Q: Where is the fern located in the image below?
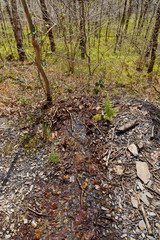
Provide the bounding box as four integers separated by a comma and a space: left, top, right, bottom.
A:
103, 91, 119, 121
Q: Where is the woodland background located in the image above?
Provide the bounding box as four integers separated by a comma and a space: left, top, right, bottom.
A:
0, 0, 160, 101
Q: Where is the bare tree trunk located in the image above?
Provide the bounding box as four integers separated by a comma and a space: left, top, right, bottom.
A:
114, 0, 127, 52
39, 0, 56, 52
124, 0, 133, 34
79, 0, 86, 59
4, 0, 27, 61
97, 0, 104, 63
0, 3, 13, 57
148, 3, 160, 73
21, 0, 52, 102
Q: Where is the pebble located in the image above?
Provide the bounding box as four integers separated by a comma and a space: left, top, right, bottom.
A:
23, 219, 28, 224
136, 227, 141, 234
31, 220, 37, 228
121, 233, 127, 238
10, 223, 14, 231
139, 220, 146, 230
128, 143, 138, 156
131, 196, 138, 208
139, 192, 150, 206
136, 180, 144, 191
69, 175, 75, 183
141, 233, 145, 238
5, 235, 11, 239
136, 161, 151, 184
156, 223, 160, 230
147, 236, 156, 240
147, 211, 156, 217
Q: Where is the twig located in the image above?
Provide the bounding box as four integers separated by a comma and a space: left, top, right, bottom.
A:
28, 207, 49, 217
77, 177, 84, 207
153, 86, 160, 95
139, 203, 152, 235
145, 185, 160, 197
150, 125, 154, 139
104, 121, 120, 166
66, 109, 74, 132
90, 121, 102, 135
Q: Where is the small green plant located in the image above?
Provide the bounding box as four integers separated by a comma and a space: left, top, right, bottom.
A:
103, 91, 119, 121
48, 151, 60, 164
92, 114, 102, 122
94, 79, 105, 95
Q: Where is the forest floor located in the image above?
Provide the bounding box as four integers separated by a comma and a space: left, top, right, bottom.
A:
0, 61, 160, 240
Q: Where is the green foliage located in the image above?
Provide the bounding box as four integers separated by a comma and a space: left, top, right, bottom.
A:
94, 79, 105, 94
48, 151, 60, 164
92, 114, 102, 122
103, 91, 119, 121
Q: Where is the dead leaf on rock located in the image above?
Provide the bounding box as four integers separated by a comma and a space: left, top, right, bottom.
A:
136, 161, 150, 184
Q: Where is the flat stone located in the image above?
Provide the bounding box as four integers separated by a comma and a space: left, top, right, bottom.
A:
23, 219, 28, 224
31, 220, 37, 228
128, 143, 138, 156
139, 192, 150, 206
136, 161, 151, 184
144, 191, 153, 199
131, 196, 138, 208
69, 175, 75, 183
147, 211, 156, 217
139, 220, 146, 230
136, 180, 144, 191
151, 200, 160, 207
5, 235, 11, 239
156, 223, 160, 230
10, 223, 14, 231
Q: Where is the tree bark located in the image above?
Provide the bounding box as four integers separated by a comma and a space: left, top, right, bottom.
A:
148, 3, 160, 73
79, 0, 86, 59
21, 0, 52, 102
39, 0, 56, 52
4, 0, 27, 61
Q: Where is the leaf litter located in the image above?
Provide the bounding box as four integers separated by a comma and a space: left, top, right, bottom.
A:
0, 95, 160, 239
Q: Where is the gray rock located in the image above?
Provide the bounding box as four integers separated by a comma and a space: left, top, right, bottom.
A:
139, 220, 146, 230
136, 161, 151, 184
128, 143, 138, 156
